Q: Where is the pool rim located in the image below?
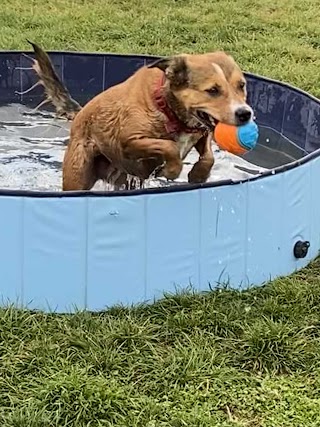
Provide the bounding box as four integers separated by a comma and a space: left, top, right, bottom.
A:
0, 48, 319, 198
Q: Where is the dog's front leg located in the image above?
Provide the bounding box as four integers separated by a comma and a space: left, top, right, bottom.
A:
188, 134, 214, 184
124, 138, 183, 181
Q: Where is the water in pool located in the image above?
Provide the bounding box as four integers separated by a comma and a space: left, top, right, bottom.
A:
0, 103, 269, 192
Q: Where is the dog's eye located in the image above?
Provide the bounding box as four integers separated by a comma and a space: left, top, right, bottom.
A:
238, 81, 246, 90
206, 86, 220, 96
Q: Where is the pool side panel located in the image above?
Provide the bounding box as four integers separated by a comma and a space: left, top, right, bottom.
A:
22, 197, 87, 312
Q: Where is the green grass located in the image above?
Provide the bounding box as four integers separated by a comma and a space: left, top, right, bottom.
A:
1, 0, 320, 425
1, 260, 320, 426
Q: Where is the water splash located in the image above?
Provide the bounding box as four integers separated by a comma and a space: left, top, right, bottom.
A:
0, 103, 268, 192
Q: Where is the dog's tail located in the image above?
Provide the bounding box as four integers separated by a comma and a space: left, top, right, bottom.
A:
25, 40, 82, 120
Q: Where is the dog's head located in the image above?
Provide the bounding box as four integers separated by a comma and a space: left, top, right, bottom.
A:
148, 51, 253, 130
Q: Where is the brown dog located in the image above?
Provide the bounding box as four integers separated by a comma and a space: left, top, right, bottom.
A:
25, 42, 253, 191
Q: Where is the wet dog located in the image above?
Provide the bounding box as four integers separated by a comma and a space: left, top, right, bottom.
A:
24, 41, 253, 190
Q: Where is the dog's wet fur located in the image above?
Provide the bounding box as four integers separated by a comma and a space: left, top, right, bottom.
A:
24, 41, 253, 191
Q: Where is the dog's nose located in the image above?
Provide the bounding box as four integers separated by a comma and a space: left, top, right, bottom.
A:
235, 107, 252, 124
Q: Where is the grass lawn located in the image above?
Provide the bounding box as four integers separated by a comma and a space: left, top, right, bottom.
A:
1, 261, 320, 426
1, 0, 320, 425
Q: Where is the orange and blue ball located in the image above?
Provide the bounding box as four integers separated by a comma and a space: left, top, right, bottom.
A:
213, 121, 259, 155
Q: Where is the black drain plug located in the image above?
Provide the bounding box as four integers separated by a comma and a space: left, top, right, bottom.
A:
293, 241, 310, 259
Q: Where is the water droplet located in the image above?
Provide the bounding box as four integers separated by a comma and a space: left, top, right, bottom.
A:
266, 138, 270, 143
220, 206, 223, 212
109, 210, 119, 216
218, 260, 222, 265
231, 208, 235, 214
248, 237, 252, 242
271, 170, 275, 175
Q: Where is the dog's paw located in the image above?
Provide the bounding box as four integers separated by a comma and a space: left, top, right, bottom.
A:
162, 160, 183, 181
188, 160, 213, 184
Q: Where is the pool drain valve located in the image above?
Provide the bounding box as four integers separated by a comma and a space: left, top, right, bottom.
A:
293, 240, 310, 259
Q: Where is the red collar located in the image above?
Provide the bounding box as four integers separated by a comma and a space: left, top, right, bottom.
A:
153, 73, 200, 136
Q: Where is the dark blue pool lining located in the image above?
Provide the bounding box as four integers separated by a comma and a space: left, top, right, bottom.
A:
0, 49, 319, 198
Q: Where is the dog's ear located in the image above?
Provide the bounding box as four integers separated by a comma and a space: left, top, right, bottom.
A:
148, 56, 189, 88
147, 57, 171, 72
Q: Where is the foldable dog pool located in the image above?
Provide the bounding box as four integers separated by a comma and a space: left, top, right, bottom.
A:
0, 49, 319, 313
